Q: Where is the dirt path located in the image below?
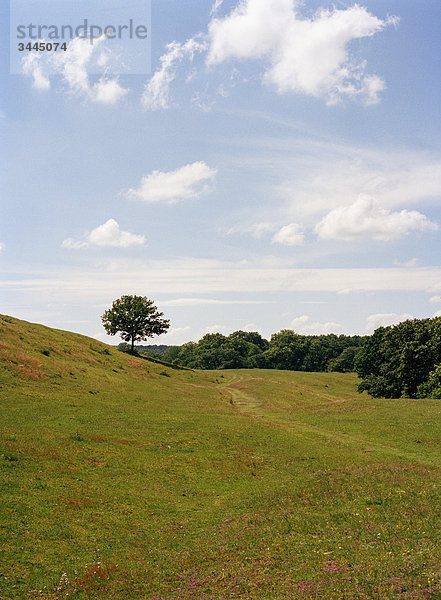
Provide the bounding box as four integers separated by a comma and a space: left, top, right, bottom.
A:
220, 373, 263, 412
220, 372, 441, 469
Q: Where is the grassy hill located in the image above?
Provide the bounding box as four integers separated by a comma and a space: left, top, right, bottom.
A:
1, 314, 441, 599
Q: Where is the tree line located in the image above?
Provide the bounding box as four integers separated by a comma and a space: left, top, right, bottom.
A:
126, 330, 366, 373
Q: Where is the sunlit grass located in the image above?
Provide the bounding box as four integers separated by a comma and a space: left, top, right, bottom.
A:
1, 315, 441, 599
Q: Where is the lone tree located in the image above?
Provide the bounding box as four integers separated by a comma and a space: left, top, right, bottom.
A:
102, 295, 170, 353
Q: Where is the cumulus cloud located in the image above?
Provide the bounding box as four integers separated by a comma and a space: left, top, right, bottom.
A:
365, 312, 413, 333
429, 296, 441, 304
92, 77, 129, 105
315, 195, 438, 242
22, 36, 129, 104
62, 219, 145, 249
141, 38, 207, 110
291, 314, 342, 335
207, 0, 396, 104
142, 0, 394, 109
22, 54, 51, 90
272, 223, 304, 246
125, 161, 217, 204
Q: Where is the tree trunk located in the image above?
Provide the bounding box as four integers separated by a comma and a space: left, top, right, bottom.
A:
131, 337, 134, 353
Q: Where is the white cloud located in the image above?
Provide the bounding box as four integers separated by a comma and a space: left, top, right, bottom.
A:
160, 298, 271, 306
228, 221, 306, 246
429, 296, 441, 304
394, 258, 419, 268
61, 238, 89, 250
4, 260, 441, 297
126, 161, 217, 204
269, 142, 441, 222
92, 77, 129, 105
315, 195, 438, 242
220, 138, 441, 241
251, 222, 278, 238
433, 309, 441, 318
159, 326, 193, 345
207, 0, 396, 104
337, 288, 363, 296
359, 74, 385, 106
88, 219, 145, 247
141, 38, 207, 110
142, 0, 394, 109
291, 314, 342, 335
53, 36, 96, 96
210, 0, 224, 17
0, 243, 4, 252
365, 312, 414, 333
227, 221, 279, 238
22, 54, 50, 90
62, 219, 145, 249
22, 36, 129, 104
55, 37, 129, 104
272, 223, 304, 246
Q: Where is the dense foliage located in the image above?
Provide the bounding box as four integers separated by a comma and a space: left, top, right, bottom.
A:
159, 330, 365, 372
356, 317, 441, 398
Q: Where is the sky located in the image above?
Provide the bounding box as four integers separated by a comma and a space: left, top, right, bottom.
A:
1, 0, 441, 346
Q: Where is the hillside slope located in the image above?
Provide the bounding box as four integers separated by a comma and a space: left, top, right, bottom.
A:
0, 314, 186, 383
1, 315, 441, 600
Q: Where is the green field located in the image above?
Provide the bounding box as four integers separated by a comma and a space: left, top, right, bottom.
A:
1, 314, 441, 599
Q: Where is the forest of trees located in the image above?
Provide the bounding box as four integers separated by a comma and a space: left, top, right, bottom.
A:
124, 330, 366, 373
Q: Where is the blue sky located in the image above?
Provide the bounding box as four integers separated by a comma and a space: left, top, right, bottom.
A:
1, 0, 441, 345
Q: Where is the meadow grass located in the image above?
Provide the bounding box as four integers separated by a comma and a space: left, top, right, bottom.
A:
1, 315, 441, 599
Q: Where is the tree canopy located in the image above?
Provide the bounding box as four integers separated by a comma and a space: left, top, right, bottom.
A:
102, 295, 170, 352
160, 330, 365, 372
356, 317, 441, 398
